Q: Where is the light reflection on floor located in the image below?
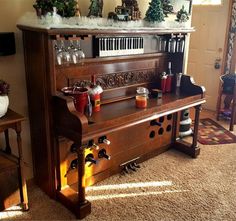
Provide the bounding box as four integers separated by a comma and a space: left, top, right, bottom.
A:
0, 205, 23, 219
87, 189, 189, 201
86, 181, 173, 191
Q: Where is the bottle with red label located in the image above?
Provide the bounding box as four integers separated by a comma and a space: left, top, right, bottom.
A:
90, 75, 103, 112
161, 72, 167, 93
165, 62, 173, 93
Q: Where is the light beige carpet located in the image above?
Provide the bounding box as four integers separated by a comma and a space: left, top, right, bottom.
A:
1, 118, 236, 220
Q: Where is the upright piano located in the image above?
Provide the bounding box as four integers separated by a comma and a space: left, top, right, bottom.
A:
18, 25, 205, 219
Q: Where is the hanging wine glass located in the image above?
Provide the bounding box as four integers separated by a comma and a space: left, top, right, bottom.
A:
69, 40, 79, 64
55, 41, 63, 65
75, 40, 85, 64
62, 40, 71, 65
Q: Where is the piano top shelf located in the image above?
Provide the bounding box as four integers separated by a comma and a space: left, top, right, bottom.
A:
17, 25, 194, 36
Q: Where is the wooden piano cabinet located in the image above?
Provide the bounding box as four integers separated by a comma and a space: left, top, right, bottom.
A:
18, 25, 205, 219
53, 75, 205, 218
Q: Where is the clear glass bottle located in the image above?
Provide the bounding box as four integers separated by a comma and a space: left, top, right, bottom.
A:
168, 38, 176, 53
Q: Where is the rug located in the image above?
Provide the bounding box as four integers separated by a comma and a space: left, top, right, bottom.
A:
198, 118, 236, 145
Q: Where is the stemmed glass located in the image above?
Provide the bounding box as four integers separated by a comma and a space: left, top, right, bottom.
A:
55, 40, 70, 65
55, 39, 85, 65
75, 40, 85, 64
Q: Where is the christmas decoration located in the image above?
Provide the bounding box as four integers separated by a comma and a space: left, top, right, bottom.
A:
108, 0, 141, 21
33, 0, 78, 17
122, 0, 141, 20
176, 6, 189, 23
88, 0, 103, 17
144, 0, 165, 23
162, 0, 173, 17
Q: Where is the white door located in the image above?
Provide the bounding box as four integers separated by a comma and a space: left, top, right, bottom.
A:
187, 1, 230, 110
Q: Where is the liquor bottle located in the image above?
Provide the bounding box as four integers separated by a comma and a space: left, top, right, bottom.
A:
70, 143, 79, 153
90, 75, 102, 112
168, 37, 176, 53
166, 62, 173, 93
98, 136, 111, 145
87, 139, 100, 150
150, 120, 162, 126
85, 154, 97, 164
98, 149, 111, 160
70, 159, 78, 169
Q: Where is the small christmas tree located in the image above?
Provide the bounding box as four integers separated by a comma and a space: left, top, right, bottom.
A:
88, 0, 103, 17
145, 0, 165, 23
33, 0, 77, 17
176, 5, 189, 23
162, 0, 173, 17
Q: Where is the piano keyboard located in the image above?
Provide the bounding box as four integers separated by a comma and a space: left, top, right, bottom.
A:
98, 37, 144, 57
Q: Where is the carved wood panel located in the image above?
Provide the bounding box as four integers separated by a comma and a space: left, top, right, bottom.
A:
95, 69, 158, 90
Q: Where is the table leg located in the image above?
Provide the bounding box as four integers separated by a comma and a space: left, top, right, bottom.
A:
16, 123, 29, 211
4, 129, 11, 154
191, 104, 202, 157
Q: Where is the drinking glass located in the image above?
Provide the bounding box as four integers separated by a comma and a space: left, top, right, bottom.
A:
75, 40, 85, 63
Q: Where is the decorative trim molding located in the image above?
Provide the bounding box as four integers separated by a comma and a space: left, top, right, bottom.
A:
96, 69, 158, 90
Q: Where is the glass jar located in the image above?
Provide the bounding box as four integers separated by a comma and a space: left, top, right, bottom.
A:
136, 94, 148, 108
136, 87, 149, 108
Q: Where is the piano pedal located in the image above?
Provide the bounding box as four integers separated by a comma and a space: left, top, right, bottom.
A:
133, 162, 140, 169
128, 163, 136, 172
120, 157, 140, 175
123, 165, 130, 174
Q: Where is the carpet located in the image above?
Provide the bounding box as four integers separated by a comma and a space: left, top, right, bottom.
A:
1, 142, 236, 221
198, 118, 236, 145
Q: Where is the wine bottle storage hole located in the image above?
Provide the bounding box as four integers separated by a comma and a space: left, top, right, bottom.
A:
158, 128, 164, 135
167, 114, 172, 120
159, 116, 165, 123
166, 125, 172, 132
149, 131, 156, 139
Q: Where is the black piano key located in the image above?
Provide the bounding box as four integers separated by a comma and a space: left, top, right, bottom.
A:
115, 38, 118, 50
107, 38, 109, 51
100, 38, 103, 51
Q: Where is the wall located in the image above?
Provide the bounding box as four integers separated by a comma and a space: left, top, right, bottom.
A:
0, 0, 35, 179
0, 0, 187, 179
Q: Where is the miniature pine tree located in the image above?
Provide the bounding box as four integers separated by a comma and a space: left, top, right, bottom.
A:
145, 0, 165, 23
88, 0, 100, 17
176, 5, 189, 23
33, 0, 77, 17
162, 0, 173, 17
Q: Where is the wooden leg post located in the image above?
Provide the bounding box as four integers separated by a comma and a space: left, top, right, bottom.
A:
76, 147, 91, 219
191, 104, 202, 158
16, 123, 29, 211
4, 129, 11, 154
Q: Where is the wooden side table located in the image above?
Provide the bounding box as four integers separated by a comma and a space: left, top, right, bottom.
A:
0, 109, 28, 211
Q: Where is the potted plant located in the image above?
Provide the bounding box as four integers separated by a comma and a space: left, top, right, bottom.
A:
33, 0, 78, 17
0, 80, 10, 118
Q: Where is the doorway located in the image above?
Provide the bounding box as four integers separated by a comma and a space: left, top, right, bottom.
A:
187, 0, 230, 110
